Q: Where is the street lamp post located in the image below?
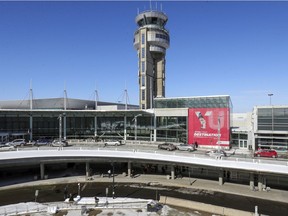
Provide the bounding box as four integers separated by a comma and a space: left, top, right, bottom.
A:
133, 114, 142, 140
78, 183, 81, 197
268, 93, 273, 105
58, 114, 62, 141
268, 94, 274, 148
111, 162, 115, 199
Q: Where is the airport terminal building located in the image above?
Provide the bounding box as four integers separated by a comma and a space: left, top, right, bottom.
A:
1, 9, 287, 152
0, 95, 232, 149
1, 97, 288, 152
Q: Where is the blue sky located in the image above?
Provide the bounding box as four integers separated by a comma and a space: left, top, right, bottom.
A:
0, 1, 287, 113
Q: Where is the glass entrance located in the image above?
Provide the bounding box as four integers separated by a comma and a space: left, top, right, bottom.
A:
239, 139, 247, 149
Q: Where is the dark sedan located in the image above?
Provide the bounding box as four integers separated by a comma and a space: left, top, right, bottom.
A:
35, 138, 52, 146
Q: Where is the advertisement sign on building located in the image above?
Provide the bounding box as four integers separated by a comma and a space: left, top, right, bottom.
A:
188, 108, 230, 148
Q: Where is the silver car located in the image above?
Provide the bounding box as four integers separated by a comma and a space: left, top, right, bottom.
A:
205, 149, 227, 159
176, 143, 196, 152
0, 144, 15, 151
51, 139, 68, 147
6, 139, 26, 147
104, 140, 121, 146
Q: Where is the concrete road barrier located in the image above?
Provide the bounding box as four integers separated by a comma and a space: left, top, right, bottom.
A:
159, 196, 255, 216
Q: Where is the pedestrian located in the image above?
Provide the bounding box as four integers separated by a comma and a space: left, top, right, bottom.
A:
108, 169, 111, 178
64, 185, 68, 200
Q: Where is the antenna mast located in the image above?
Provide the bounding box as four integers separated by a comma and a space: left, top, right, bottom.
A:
125, 89, 128, 110
95, 90, 99, 110
29, 79, 33, 110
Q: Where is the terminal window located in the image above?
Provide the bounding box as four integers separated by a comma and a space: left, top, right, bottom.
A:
142, 48, 145, 58
141, 33, 145, 44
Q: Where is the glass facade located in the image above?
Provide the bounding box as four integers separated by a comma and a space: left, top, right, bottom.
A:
154, 96, 232, 109
0, 111, 155, 141
155, 33, 170, 42
156, 116, 187, 143
0, 115, 29, 134
258, 107, 288, 131
257, 107, 288, 151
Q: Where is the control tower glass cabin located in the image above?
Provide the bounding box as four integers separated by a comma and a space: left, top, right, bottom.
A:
134, 10, 170, 109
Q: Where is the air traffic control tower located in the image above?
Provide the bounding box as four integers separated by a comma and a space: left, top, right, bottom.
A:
134, 10, 170, 109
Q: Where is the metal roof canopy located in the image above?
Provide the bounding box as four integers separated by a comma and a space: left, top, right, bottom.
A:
0, 109, 153, 118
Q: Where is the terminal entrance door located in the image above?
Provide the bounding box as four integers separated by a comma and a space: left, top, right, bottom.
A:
239, 139, 248, 149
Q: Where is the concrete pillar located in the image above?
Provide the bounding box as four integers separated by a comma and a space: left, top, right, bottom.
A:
153, 114, 157, 142
86, 162, 90, 177
263, 176, 266, 189
249, 173, 255, 190
219, 170, 224, 185
258, 174, 263, 191
40, 163, 45, 180
124, 115, 127, 142
63, 114, 67, 140
127, 161, 131, 177
171, 165, 175, 180
29, 115, 33, 141
94, 116, 98, 138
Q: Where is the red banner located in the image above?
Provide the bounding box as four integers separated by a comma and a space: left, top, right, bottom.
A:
188, 108, 230, 147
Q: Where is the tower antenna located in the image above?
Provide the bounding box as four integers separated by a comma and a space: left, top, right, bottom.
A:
95, 90, 99, 110
29, 79, 33, 110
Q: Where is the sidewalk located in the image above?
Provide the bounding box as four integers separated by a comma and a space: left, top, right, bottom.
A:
2, 174, 288, 204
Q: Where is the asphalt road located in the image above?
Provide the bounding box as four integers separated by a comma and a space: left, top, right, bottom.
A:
16, 141, 288, 161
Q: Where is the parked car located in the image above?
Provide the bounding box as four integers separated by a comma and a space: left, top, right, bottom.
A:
205, 149, 227, 158
254, 149, 278, 158
0, 144, 15, 151
104, 140, 121, 146
23, 140, 37, 146
6, 139, 26, 147
158, 143, 177, 151
51, 139, 68, 147
35, 138, 52, 146
176, 143, 196, 152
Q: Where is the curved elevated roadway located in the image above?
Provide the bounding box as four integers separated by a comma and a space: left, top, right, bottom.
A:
1, 148, 288, 190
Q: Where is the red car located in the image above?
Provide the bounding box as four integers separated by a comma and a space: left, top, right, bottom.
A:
254, 149, 278, 158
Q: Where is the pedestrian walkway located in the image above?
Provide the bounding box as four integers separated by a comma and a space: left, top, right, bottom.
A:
2, 173, 288, 204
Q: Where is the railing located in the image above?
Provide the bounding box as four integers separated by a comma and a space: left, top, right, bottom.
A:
10, 146, 288, 167
0, 199, 150, 216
